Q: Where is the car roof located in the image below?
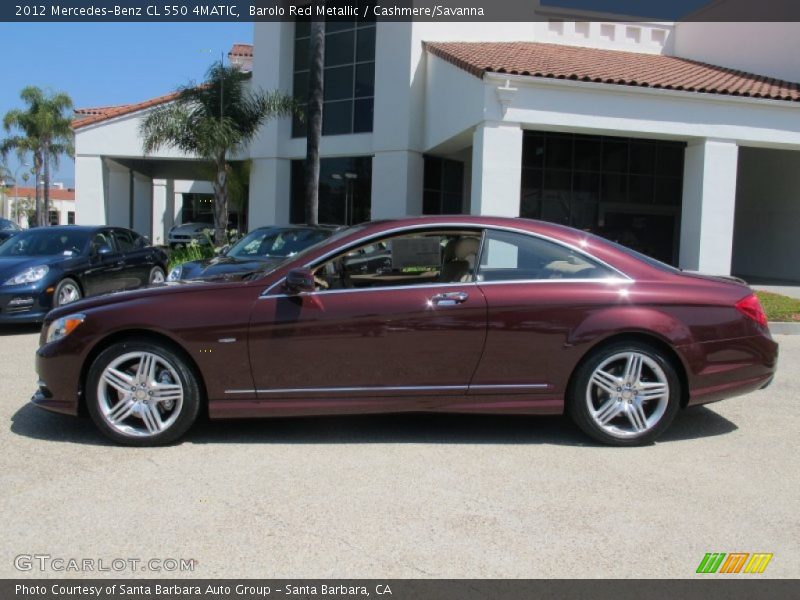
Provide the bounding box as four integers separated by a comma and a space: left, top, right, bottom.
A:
20, 225, 118, 233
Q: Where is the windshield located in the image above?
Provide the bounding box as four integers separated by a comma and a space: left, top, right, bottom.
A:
0, 229, 90, 257
0, 218, 20, 231
228, 227, 333, 259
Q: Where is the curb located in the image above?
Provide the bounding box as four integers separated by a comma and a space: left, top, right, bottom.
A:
769, 321, 800, 335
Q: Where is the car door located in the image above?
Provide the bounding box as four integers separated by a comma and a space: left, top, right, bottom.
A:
469, 228, 626, 399
111, 229, 150, 289
82, 230, 126, 296
247, 228, 488, 410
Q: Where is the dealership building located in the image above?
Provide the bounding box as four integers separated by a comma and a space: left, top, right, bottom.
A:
73, 6, 800, 279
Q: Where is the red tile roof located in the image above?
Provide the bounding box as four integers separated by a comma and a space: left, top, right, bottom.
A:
425, 41, 800, 103
228, 43, 253, 58
7, 186, 75, 201
73, 91, 181, 129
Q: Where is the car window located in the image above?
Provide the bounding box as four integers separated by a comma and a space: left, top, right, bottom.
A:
112, 230, 135, 252
312, 230, 482, 291
91, 232, 115, 253
0, 230, 89, 257
477, 230, 615, 282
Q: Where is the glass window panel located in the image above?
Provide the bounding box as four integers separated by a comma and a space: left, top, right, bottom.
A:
292, 111, 307, 138
545, 135, 572, 170
629, 175, 655, 204
630, 142, 655, 174
522, 167, 543, 191
355, 63, 374, 97
356, 27, 376, 62
574, 137, 602, 171
294, 38, 309, 72
573, 172, 600, 202
442, 193, 463, 214
656, 143, 684, 177
442, 161, 464, 194
423, 190, 441, 214
323, 100, 353, 135
602, 173, 628, 203
325, 20, 355, 33
544, 170, 571, 196
353, 98, 373, 133
654, 177, 683, 206
424, 157, 441, 190
570, 199, 598, 230
295, 19, 310, 39
293, 71, 308, 100
324, 65, 354, 101
520, 190, 541, 220
325, 30, 355, 66
603, 140, 628, 172
522, 134, 545, 168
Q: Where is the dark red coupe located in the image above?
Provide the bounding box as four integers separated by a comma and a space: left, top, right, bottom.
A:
32, 216, 778, 446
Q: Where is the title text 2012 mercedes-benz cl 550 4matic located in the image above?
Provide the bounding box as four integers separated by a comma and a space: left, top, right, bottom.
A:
31, 216, 777, 446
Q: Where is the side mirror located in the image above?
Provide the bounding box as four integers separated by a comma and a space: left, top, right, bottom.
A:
284, 268, 315, 295
95, 244, 113, 257
215, 244, 230, 256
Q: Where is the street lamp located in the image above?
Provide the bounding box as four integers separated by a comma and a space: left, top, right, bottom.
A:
330, 171, 358, 225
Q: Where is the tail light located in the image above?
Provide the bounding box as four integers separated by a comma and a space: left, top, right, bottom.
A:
735, 294, 768, 327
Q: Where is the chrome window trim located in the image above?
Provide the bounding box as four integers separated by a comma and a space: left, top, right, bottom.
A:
260, 222, 632, 298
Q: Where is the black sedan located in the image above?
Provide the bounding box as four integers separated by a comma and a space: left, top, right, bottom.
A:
167, 225, 339, 281
0, 218, 21, 243
0, 225, 168, 323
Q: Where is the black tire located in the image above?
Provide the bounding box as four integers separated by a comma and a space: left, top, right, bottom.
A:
567, 341, 682, 446
148, 266, 166, 284
53, 277, 82, 307
85, 338, 201, 446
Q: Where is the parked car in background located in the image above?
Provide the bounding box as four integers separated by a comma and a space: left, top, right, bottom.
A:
32, 216, 777, 446
0, 225, 167, 323
167, 222, 212, 248
168, 225, 340, 281
0, 218, 21, 243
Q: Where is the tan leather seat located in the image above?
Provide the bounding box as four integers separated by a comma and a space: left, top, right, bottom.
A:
440, 236, 480, 283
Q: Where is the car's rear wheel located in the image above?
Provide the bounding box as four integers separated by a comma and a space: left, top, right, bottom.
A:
567, 341, 681, 446
148, 266, 166, 284
53, 278, 82, 307
86, 339, 200, 446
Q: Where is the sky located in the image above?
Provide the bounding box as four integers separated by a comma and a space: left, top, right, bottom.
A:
0, 3, 709, 187
0, 22, 253, 187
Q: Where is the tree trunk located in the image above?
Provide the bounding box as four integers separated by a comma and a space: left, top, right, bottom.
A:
43, 141, 51, 226
33, 154, 42, 227
213, 156, 229, 245
304, 15, 325, 226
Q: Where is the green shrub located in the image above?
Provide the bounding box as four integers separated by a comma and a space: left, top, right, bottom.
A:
167, 241, 215, 271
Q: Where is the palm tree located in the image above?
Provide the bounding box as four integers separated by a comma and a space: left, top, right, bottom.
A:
1, 87, 73, 227
140, 61, 298, 243
304, 15, 325, 225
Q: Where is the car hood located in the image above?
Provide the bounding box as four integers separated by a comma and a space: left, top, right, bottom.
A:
170, 223, 209, 234
179, 255, 285, 280
0, 255, 68, 282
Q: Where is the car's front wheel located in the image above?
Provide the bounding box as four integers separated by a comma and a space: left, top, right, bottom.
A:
86, 339, 200, 446
148, 266, 166, 284
567, 341, 681, 446
53, 278, 82, 307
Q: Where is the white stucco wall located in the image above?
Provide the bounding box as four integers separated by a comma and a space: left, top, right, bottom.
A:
732, 148, 800, 281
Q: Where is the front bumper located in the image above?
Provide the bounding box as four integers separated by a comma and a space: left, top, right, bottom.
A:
0, 283, 52, 323
31, 338, 83, 416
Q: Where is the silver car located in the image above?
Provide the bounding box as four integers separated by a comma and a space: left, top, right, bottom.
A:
167, 222, 212, 248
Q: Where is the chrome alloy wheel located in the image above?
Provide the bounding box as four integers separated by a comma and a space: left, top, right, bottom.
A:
56, 282, 81, 306
585, 351, 670, 439
97, 351, 184, 437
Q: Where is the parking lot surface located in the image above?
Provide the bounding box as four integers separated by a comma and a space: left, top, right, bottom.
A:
1, 326, 797, 578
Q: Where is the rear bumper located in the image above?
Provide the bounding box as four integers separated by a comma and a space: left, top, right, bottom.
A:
681, 334, 779, 406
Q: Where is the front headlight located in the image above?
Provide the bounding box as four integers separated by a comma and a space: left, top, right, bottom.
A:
4, 265, 49, 286
45, 313, 86, 344
166, 265, 183, 281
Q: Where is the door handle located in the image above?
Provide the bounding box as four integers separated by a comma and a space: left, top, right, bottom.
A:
430, 291, 469, 306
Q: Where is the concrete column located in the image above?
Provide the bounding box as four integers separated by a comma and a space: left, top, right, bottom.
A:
470, 122, 523, 217
104, 160, 131, 227
248, 158, 291, 226
370, 151, 424, 219
151, 179, 174, 245
679, 139, 739, 275
75, 156, 106, 225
